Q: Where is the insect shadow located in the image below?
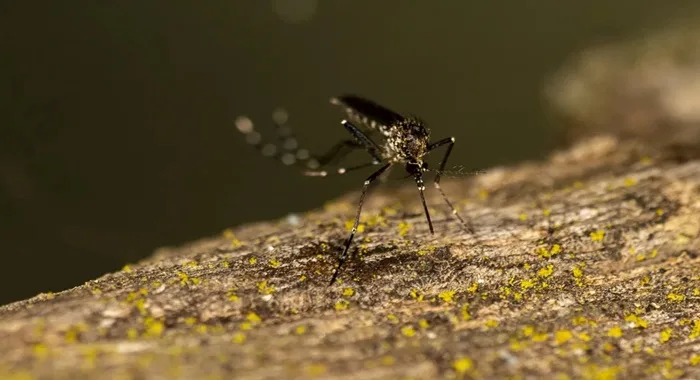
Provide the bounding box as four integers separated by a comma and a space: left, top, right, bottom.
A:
236, 95, 473, 285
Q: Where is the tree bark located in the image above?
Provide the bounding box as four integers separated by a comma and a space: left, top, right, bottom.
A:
2, 25, 700, 380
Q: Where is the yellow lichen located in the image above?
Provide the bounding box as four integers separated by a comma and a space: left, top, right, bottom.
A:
467, 282, 479, 293
572, 265, 584, 286
510, 339, 528, 351
453, 357, 473, 373
246, 312, 261, 324
624, 314, 648, 329
344, 220, 365, 233
256, 280, 275, 295
342, 288, 355, 297
410, 289, 424, 302
380, 355, 396, 366
365, 214, 386, 228
485, 319, 499, 328
401, 326, 416, 337
537, 264, 554, 278
64, 324, 88, 344
32, 343, 49, 359
305, 363, 327, 376
232, 332, 246, 344
438, 290, 456, 303
239, 322, 253, 331
228, 292, 240, 302
572, 316, 591, 326
334, 300, 350, 311
520, 279, 536, 290
223, 228, 244, 247
144, 318, 164, 337
122, 265, 133, 272
382, 206, 398, 216
659, 328, 672, 343
536, 244, 562, 259
397, 222, 412, 237
590, 230, 605, 242
417, 245, 436, 256
583, 365, 619, 380
532, 332, 549, 342
607, 326, 623, 338
623, 177, 637, 187
248, 256, 257, 265
666, 293, 685, 303
689, 320, 700, 339
460, 304, 471, 321
387, 314, 400, 324
554, 330, 573, 345
519, 213, 528, 221
268, 258, 281, 268
690, 355, 700, 366
418, 319, 430, 329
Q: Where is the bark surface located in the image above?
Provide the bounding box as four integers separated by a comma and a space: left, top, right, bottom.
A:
2, 22, 700, 380
1, 135, 699, 380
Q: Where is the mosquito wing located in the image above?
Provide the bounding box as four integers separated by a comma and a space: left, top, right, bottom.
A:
330, 95, 403, 134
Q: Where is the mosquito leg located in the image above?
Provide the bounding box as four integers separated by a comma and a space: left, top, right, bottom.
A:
306, 160, 378, 177
305, 119, 386, 177
329, 163, 392, 285
415, 171, 434, 234
427, 137, 474, 234
378, 165, 394, 183
304, 161, 380, 177
313, 140, 364, 168
235, 115, 365, 171
270, 108, 367, 167
271, 109, 366, 168
341, 120, 383, 163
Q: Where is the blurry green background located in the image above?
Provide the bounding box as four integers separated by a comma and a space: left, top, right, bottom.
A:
0, 1, 696, 304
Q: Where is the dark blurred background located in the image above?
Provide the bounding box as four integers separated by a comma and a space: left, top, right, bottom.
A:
1, 1, 697, 304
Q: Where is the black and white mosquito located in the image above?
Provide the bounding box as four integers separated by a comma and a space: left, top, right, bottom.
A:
235, 95, 472, 285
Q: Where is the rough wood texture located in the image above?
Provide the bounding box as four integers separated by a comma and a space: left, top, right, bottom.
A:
2, 25, 700, 380
1, 134, 698, 380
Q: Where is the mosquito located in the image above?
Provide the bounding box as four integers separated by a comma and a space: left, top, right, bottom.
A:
235, 95, 473, 285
